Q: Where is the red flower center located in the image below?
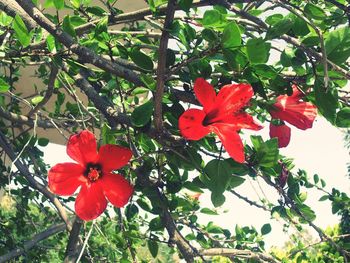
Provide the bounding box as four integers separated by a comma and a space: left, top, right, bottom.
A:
85, 164, 102, 182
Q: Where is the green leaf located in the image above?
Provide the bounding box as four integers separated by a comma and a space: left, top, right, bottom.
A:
253, 64, 277, 79
131, 100, 154, 127
325, 27, 350, 64
204, 159, 232, 194
147, 240, 158, 258
0, 77, 10, 93
178, 0, 193, 12
246, 38, 271, 64
314, 81, 338, 123
261, 223, 271, 235
94, 16, 108, 37
229, 176, 245, 188
202, 28, 218, 43
251, 136, 279, 168
336, 107, 350, 127
211, 191, 225, 207
85, 6, 106, 16
200, 208, 218, 215
313, 174, 319, 184
265, 14, 283, 25
202, 9, 226, 28
130, 48, 154, 71
140, 74, 156, 91
38, 138, 50, 147
62, 16, 76, 38
31, 96, 44, 105
304, 3, 326, 20
149, 217, 163, 231
0, 12, 12, 27
222, 21, 241, 50
319, 195, 329, 201
53, 0, 65, 9
46, 34, 57, 53
13, 14, 30, 47
266, 18, 293, 40
298, 204, 316, 222
290, 14, 310, 36
206, 222, 224, 234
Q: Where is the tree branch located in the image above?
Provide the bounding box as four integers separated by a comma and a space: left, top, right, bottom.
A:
0, 130, 72, 230
135, 166, 196, 262
0, 0, 36, 29
154, 0, 177, 134
0, 223, 66, 263
64, 217, 83, 263
222, 1, 350, 80
15, 0, 143, 87
199, 248, 279, 263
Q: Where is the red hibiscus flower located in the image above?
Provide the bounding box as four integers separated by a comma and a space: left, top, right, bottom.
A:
48, 130, 134, 221
269, 85, 317, 148
269, 122, 291, 148
178, 78, 262, 163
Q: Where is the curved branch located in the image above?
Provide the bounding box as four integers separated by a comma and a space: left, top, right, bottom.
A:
28, 64, 58, 117
15, 0, 143, 87
0, 131, 72, 229
0, 223, 66, 263
0, 0, 36, 29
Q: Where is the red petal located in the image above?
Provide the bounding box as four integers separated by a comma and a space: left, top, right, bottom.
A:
290, 85, 303, 99
98, 144, 132, 173
178, 109, 210, 140
212, 83, 253, 117
75, 183, 107, 221
211, 123, 245, 163
48, 163, 86, 196
269, 123, 291, 148
99, 173, 133, 207
193, 78, 216, 112
271, 101, 317, 130
67, 130, 98, 165
223, 112, 263, 131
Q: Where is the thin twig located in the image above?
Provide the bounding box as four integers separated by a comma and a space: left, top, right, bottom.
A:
28, 64, 58, 117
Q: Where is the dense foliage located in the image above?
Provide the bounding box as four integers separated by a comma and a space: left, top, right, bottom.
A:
0, 0, 350, 262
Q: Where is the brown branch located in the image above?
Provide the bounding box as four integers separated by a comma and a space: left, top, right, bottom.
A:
223, 1, 350, 80
26, 0, 207, 52
135, 166, 196, 262
61, 62, 186, 146
230, 189, 271, 212
154, 0, 177, 134
28, 64, 58, 117
0, 223, 66, 263
165, 45, 220, 81
64, 217, 83, 263
0, 130, 72, 230
0, 107, 55, 129
199, 248, 279, 263
0, 0, 36, 29
15, 0, 143, 87
108, 30, 161, 38
259, 174, 350, 261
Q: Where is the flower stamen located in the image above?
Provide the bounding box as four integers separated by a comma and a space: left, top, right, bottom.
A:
87, 168, 101, 182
